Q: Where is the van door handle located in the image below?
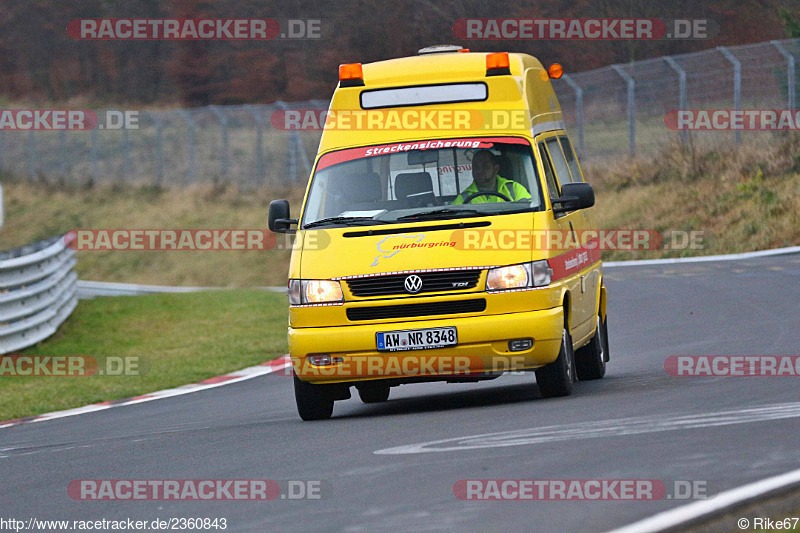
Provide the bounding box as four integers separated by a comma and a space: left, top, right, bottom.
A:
568, 221, 578, 247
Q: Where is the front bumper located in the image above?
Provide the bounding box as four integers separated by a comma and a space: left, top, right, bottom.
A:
289, 306, 564, 384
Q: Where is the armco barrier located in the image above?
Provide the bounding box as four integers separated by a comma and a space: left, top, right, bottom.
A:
0, 236, 78, 354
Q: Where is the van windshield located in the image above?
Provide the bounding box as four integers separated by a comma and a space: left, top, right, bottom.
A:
302, 137, 543, 228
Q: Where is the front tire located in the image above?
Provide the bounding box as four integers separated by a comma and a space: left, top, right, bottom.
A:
575, 312, 608, 381
294, 374, 334, 421
535, 319, 576, 398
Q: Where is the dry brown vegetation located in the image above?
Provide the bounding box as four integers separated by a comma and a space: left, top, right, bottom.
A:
584, 133, 800, 260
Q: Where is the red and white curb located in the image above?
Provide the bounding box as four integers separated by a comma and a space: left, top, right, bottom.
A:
0, 355, 292, 429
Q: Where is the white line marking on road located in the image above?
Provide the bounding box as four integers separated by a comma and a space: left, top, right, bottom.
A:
606, 467, 800, 533
374, 402, 800, 455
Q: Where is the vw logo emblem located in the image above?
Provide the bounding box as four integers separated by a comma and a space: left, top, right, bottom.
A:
404, 274, 423, 294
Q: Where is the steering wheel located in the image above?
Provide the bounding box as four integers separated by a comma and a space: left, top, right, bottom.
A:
461, 190, 511, 203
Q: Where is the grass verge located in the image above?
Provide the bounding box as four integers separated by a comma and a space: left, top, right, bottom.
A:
0, 289, 288, 421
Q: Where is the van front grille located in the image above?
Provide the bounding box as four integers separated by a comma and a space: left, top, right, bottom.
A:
346, 270, 481, 297
346, 298, 486, 321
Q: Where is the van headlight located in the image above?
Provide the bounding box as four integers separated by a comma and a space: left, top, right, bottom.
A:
486, 264, 528, 290
288, 279, 344, 304
486, 260, 552, 291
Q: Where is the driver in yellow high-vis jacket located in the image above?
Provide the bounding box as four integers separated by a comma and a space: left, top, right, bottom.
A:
452, 150, 532, 204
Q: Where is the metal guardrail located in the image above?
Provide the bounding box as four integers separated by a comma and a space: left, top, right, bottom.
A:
0, 236, 78, 354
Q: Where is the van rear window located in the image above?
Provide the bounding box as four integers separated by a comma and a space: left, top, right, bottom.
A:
360, 83, 488, 109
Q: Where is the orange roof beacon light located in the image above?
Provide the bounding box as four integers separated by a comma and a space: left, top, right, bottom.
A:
486, 52, 511, 76
339, 63, 365, 87
547, 63, 564, 79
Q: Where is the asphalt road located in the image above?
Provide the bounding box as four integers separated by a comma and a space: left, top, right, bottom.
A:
2, 254, 800, 532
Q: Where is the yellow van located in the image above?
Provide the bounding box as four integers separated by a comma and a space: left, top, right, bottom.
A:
269, 46, 609, 420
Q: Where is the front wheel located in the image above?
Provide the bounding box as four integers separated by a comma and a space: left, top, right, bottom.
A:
575, 312, 608, 381
535, 320, 576, 398
294, 375, 334, 421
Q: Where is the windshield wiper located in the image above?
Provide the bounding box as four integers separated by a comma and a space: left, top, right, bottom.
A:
396, 208, 483, 221
303, 216, 388, 229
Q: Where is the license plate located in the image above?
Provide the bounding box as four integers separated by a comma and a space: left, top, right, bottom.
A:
376, 327, 457, 352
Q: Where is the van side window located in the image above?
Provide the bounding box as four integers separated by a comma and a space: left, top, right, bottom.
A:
538, 143, 560, 200
559, 136, 583, 183
545, 138, 573, 183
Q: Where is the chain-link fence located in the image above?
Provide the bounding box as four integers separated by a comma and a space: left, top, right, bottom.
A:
1, 38, 798, 186
554, 37, 800, 159
0, 100, 327, 188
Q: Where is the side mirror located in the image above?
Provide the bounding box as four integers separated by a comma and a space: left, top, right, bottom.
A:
268, 200, 298, 233
553, 182, 595, 214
